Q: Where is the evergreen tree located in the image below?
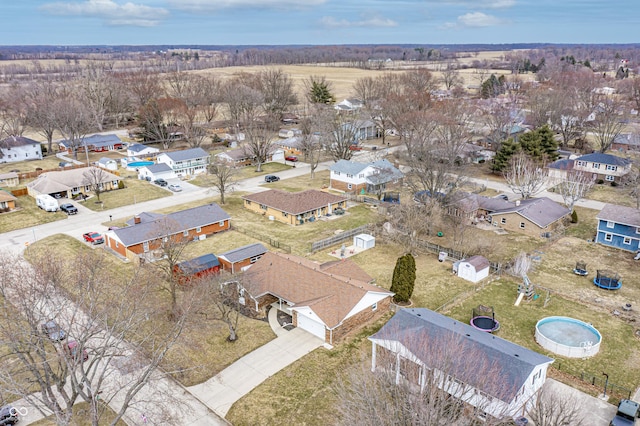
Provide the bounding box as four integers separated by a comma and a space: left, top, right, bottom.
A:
491, 138, 519, 173
390, 254, 417, 303
308, 80, 335, 104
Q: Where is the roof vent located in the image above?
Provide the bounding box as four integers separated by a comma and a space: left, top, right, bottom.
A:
465, 333, 471, 337
514, 354, 520, 357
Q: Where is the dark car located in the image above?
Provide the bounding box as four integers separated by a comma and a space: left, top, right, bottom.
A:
264, 175, 280, 183
41, 320, 66, 341
153, 178, 168, 187
0, 405, 19, 425
59, 161, 72, 168
83, 232, 104, 245
60, 203, 78, 215
285, 155, 298, 162
65, 340, 89, 363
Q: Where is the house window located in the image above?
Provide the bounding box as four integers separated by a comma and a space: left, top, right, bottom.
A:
183, 230, 189, 237
196, 227, 201, 233
260, 204, 267, 210
636, 227, 640, 234
347, 174, 353, 178
606, 165, 618, 171
606, 221, 615, 228
347, 184, 353, 190
335, 171, 341, 176
359, 173, 364, 178
624, 237, 632, 245
245, 200, 251, 205
604, 233, 613, 242
282, 212, 288, 217
143, 242, 149, 252
219, 220, 226, 226
592, 163, 600, 169
605, 175, 615, 182
372, 302, 377, 311
520, 222, 525, 229
500, 218, 506, 224
576, 160, 585, 167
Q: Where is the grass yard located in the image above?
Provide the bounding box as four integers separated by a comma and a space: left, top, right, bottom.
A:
30, 402, 127, 426
79, 175, 170, 211
0, 196, 68, 233
587, 183, 636, 208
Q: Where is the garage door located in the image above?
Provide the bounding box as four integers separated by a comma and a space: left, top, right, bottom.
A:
296, 314, 326, 340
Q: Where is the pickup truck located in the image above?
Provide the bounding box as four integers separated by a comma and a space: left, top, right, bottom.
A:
611, 399, 640, 426
83, 232, 104, 245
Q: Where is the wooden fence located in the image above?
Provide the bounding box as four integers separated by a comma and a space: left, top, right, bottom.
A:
233, 226, 291, 253
310, 224, 373, 252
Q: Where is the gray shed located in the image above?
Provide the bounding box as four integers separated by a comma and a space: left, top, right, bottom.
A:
353, 234, 375, 250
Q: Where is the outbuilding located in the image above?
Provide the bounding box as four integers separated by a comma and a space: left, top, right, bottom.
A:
453, 255, 490, 283
96, 157, 118, 171
353, 234, 375, 250
174, 253, 220, 284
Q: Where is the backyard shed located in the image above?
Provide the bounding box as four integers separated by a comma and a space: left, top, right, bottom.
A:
353, 234, 375, 250
453, 255, 490, 283
173, 253, 220, 284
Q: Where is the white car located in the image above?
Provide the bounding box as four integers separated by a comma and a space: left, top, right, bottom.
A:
634, 251, 640, 261
168, 184, 182, 192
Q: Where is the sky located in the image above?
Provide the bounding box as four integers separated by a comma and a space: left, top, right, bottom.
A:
1, 0, 639, 46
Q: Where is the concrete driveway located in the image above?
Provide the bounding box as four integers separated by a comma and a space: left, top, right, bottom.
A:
187, 327, 324, 417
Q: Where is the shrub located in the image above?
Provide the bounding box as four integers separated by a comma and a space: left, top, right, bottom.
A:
571, 210, 578, 223
118, 180, 125, 189
610, 181, 618, 187
390, 253, 417, 303
597, 179, 604, 184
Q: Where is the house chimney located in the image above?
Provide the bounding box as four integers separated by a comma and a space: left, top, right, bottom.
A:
134, 215, 141, 225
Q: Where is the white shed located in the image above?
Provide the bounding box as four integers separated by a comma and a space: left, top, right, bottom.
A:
96, 157, 118, 171
453, 255, 490, 283
353, 234, 375, 250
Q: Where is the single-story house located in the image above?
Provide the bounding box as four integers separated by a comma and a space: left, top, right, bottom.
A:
26, 167, 121, 199
329, 159, 404, 194
0, 190, 17, 212
96, 157, 118, 171
334, 98, 364, 113
105, 203, 230, 262
453, 255, 490, 283
0, 136, 43, 163
611, 133, 640, 152
278, 128, 301, 138
214, 146, 256, 167
369, 308, 554, 419
173, 253, 220, 284
0, 172, 19, 187
217, 243, 268, 273
137, 163, 175, 181
127, 143, 160, 158
274, 135, 305, 157
156, 147, 210, 177
595, 203, 640, 252
241, 189, 347, 225
572, 152, 632, 183
241, 251, 393, 344
487, 197, 571, 238
59, 134, 124, 153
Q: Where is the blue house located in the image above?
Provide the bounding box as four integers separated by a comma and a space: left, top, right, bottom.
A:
596, 203, 640, 252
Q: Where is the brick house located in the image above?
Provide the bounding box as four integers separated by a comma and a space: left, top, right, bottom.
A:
105, 203, 230, 262
174, 253, 221, 284
370, 308, 553, 419
241, 252, 393, 344
329, 159, 404, 194
487, 197, 570, 238
59, 134, 124, 153
0, 136, 43, 163
241, 189, 347, 225
217, 243, 268, 273
596, 203, 640, 252
0, 190, 17, 212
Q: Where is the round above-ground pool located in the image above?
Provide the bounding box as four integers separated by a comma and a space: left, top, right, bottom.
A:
127, 161, 154, 168
535, 316, 601, 358
470, 316, 500, 333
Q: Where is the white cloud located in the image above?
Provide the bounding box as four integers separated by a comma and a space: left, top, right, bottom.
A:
457, 12, 503, 27
438, 0, 515, 9
40, 0, 169, 26
168, 0, 326, 12
320, 16, 398, 29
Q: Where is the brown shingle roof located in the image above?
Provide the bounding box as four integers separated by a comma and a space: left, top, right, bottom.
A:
244, 252, 391, 328
242, 189, 347, 216
319, 259, 374, 283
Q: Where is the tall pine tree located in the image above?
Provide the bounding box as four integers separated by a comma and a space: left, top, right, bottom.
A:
390, 254, 417, 303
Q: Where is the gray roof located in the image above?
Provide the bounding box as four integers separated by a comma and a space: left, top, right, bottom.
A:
597, 203, 640, 227
97, 157, 116, 165
112, 203, 230, 246
61, 133, 122, 148
330, 159, 369, 175
330, 159, 403, 184
219, 243, 268, 263
142, 163, 173, 173
547, 159, 574, 171
369, 308, 553, 402
463, 255, 490, 271
489, 197, 570, 228
125, 212, 165, 226
0, 136, 40, 148
576, 152, 631, 166
163, 147, 209, 162
128, 143, 158, 153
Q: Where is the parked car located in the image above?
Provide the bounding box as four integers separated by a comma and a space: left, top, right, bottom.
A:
59, 203, 78, 215
153, 178, 168, 187
285, 155, 298, 162
83, 232, 104, 245
0, 405, 19, 425
168, 184, 182, 192
65, 340, 89, 363
41, 320, 66, 341
264, 175, 280, 183
58, 161, 72, 168
349, 144, 363, 151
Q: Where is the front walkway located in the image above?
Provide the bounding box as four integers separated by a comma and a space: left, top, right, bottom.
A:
187, 307, 324, 418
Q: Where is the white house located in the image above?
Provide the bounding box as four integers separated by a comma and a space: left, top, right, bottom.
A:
278, 128, 301, 138
329, 159, 404, 193
0, 136, 43, 163
572, 152, 632, 183
370, 309, 554, 420
453, 255, 490, 283
156, 147, 210, 177
334, 98, 364, 113
137, 163, 175, 181
96, 157, 118, 171
127, 143, 160, 158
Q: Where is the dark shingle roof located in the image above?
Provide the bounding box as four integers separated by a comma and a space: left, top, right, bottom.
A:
0, 136, 40, 148
576, 153, 631, 166
113, 203, 230, 246
176, 254, 220, 275
597, 204, 640, 227
369, 308, 553, 402
242, 189, 347, 216
547, 159, 575, 171
219, 243, 267, 263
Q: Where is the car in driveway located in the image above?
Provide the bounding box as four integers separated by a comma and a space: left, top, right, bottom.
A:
41, 320, 66, 341
153, 178, 168, 187
264, 175, 280, 183
59, 203, 78, 215
65, 340, 89, 363
285, 155, 298, 162
168, 183, 182, 192
83, 232, 104, 245
349, 144, 363, 151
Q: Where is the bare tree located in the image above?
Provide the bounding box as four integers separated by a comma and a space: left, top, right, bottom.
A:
0, 84, 28, 137
244, 125, 274, 172
555, 169, 594, 211
352, 76, 379, 106
116, 69, 162, 110
384, 201, 443, 254
0, 250, 191, 425
504, 152, 547, 199
588, 97, 627, 152
297, 104, 329, 179
528, 382, 586, 426
254, 68, 297, 127
439, 60, 463, 91
24, 80, 67, 154
206, 159, 239, 205
52, 94, 95, 161
622, 161, 640, 209
195, 275, 244, 342
137, 98, 186, 150
324, 114, 360, 162
79, 65, 115, 131
222, 81, 264, 135
82, 167, 114, 202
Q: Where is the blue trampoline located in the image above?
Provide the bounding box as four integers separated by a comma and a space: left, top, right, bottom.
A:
593, 270, 622, 290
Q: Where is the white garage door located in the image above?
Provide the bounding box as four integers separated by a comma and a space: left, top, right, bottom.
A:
297, 314, 326, 340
